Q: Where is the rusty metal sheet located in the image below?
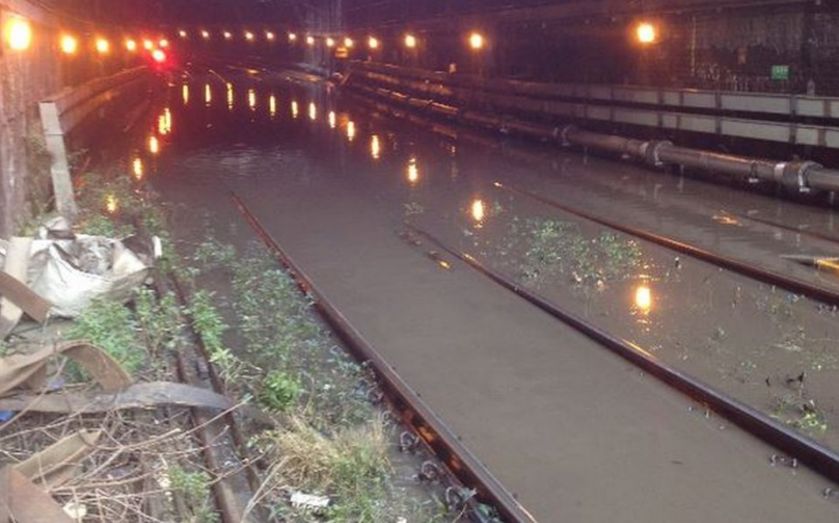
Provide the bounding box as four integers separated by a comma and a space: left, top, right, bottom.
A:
0, 381, 234, 414
0, 467, 73, 523
15, 430, 102, 489
0, 272, 51, 325
0, 342, 131, 396
0, 237, 51, 337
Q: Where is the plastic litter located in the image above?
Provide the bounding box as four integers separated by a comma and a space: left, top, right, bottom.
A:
290, 491, 330, 511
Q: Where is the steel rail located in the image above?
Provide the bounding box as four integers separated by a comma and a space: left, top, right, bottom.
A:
726, 211, 839, 247
493, 181, 839, 306
405, 224, 839, 484
231, 192, 537, 523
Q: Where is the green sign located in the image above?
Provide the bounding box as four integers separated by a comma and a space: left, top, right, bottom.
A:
771, 65, 790, 81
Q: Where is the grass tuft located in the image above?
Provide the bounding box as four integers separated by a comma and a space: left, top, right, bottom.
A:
259, 414, 392, 522
68, 298, 145, 374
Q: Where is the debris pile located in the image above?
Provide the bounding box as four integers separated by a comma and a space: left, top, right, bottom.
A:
0, 221, 234, 522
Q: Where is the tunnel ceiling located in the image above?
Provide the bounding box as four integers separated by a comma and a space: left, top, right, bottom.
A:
34, 0, 326, 27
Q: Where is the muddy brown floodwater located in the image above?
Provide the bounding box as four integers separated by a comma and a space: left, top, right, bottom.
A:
142, 65, 839, 521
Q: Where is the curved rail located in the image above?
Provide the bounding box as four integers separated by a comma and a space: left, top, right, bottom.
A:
231, 192, 536, 523
406, 224, 839, 485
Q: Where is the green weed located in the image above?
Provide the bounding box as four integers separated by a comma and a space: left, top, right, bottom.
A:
169, 466, 219, 523
68, 298, 145, 374
134, 287, 183, 358
188, 290, 248, 383
259, 370, 301, 411
509, 218, 642, 287
772, 395, 829, 435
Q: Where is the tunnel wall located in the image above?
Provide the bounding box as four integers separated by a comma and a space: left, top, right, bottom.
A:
0, 0, 141, 238
0, 1, 60, 238
341, 0, 839, 96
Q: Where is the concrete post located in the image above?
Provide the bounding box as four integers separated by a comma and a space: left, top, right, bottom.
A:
38, 101, 77, 218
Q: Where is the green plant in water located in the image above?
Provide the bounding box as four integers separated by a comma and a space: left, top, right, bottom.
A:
598, 232, 642, 278
169, 466, 219, 523
188, 290, 248, 383
259, 370, 301, 411
68, 298, 145, 374
189, 290, 227, 354
134, 287, 182, 357
513, 218, 644, 286
772, 395, 829, 435
192, 238, 236, 270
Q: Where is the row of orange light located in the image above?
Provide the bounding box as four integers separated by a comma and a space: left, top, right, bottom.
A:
178, 28, 485, 51
5, 12, 659, 55
2, 13, 170, 58
177, 22, 658, 50
58, 34, 169, 59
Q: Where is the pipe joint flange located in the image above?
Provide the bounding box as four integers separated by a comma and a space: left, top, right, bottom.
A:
560, 125, 577, 147
779, 161, 822, 193
747, 161, 761, 184
646, 140, 673, 167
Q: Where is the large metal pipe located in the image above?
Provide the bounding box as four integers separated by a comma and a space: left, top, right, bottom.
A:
558, 125, 832, 194
350, 71, 839, 196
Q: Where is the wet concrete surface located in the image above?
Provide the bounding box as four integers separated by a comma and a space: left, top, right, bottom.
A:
137, 65, 839, 521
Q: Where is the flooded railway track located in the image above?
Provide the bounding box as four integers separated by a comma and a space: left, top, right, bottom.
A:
148, 65, 839, 521
406, 224, 839, 485
231, 193, 535, 523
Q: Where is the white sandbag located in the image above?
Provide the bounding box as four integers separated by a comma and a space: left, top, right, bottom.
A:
27, 235, 155, 318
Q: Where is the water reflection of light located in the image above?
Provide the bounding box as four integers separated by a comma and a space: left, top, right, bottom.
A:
291, 100, 299, 119
158, 108, 172, 135
712, 214, 740, 226
471, 199, 485, 223
634, 285, 653, 314
308, 102, 317, 121
370, 135, 381, 159
328, 111, 336, 129
182, 84, 189, 105
227, 83, 234, 110
248, 89, 257, 111
346, 121, 356, 141
269, 95, 277, 118
105, 194, 118, 214
132, 158, 144, 180
204, 84, 212, 106
407, 157, 419, 185
148, 135, 160, 155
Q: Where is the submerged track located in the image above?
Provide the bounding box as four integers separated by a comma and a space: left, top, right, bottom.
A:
231, 193, 536, 523
406, 223, 839, 484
